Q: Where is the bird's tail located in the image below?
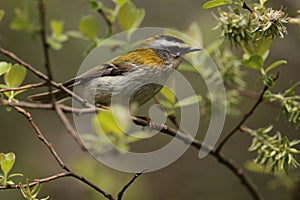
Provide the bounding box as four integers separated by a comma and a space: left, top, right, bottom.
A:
28, 89, 69, 103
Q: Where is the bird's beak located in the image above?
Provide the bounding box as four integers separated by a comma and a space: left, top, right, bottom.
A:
180, 47, 201, 55
187, 47, 201, 53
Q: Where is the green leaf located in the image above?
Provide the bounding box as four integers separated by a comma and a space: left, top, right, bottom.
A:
265, 60, 287, 73
0, 153, 5, 163
116, 0, 129, 7
93, 105, 130, 137
260, 0, 267, 6
8, 173, 23, 179
0, 62, 12, 76
174, 95, 202, 108
117, 1, 145, 31
160, 86, 176, 105
50, 20, 64, 35
202, 0, 231, 10
284, 82, 299, 96
263, 75, 275, 87
253, 38, 272, 58
88, 0, 104, 11
261, 125, 273, 134
0, 10, 4, 21
10, 8, 29, 31
66, 30, 88, 40
78, 15, 98, 39
47, 33, 68, 51
245, 161, 270, 174
4, 64, 27, 88
241, 55, 264, 70
0, 153, 16, 177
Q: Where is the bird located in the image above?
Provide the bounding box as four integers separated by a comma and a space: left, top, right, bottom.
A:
28, 35, 201, 106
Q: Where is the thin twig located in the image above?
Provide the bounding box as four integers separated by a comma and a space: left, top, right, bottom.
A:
69, 172, 114, 200
153, 96, 193, 138
229, 87, 281, 107
0, 47, 93, 108
117, 170, 146, 200
0, 98, 108, 116
0, 172, 71, 189
0, 99, 92, 150
54, 103, 87, 151
215, 75, 279, 153
97, 8, 114, 35
213, 153, 262, 200
0, 47, 50, 81
0, 82, 46, 93
13, 105, 69, 170
37, 0, 55, 103
0, 99, 54, 109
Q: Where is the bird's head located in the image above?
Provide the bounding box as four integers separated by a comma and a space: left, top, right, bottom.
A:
142, 34, 201, 57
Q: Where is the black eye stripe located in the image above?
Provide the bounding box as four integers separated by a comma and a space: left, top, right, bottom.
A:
160, 35, 185, 45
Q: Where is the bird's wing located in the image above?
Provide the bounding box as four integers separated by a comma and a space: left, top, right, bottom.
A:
62, 48, 164, 87
62, 64, 117, 87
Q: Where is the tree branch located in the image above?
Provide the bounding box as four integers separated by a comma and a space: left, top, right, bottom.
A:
216, 74, 279, 153
0, 171, 114, 200
117, 170, 146, 200
0, 97, 262, 200
1, 102, 115, 200
132, 117, 263, 200
54, 103, 87, 151
0, 44, 266, 199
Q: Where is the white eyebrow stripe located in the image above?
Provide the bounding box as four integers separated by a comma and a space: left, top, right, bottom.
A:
151, 39, 186, 48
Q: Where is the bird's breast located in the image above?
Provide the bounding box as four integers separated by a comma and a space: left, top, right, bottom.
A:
79, 67, 172, 106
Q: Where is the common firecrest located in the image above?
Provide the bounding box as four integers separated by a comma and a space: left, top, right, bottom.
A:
29, 35, 201, 106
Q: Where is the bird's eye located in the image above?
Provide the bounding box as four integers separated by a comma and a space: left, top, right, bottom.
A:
174, 52, 180, 58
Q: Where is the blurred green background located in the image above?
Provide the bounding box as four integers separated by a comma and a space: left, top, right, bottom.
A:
0, 0, 300, 199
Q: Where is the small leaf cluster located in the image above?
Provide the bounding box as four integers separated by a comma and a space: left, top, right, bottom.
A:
212, 44, 245, 88
241, 54, 286, 87
0, 62, 27, 102
244, 126, 300, 173
215, 7, 253, 46
88, 0, 145, 32
75, 0, 145, 52
0, 153, 48, 200
8, 0, 145, 53
265, 83, 300, 127
0, 152, 23, 186
46, 20, 68, 50
20, 180, 49, 200
251, 7, 288, 39
10, 0, 40, 34
205, 0, 289, 50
